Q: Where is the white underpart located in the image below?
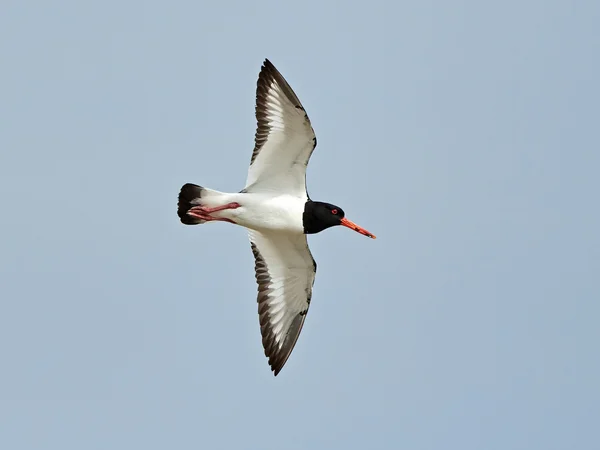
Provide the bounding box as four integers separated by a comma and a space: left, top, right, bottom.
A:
200, 192, 306, 234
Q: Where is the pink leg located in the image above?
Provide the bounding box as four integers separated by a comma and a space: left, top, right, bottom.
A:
186, 202, 240, 224
188, 212, 236, 223
189, 202, 241, 214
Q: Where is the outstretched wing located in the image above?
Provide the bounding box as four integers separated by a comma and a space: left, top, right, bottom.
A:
245, 59, 317, 198
248, 230, 317, 375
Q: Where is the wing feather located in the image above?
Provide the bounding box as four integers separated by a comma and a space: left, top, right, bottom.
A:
249, 230, 317, 375
245, 59, 317, 197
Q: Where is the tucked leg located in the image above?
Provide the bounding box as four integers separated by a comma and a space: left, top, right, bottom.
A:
189, 202, 241, 215
186, 202, 240, 224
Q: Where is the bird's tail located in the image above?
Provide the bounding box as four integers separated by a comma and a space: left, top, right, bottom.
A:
177, 183, 224, 225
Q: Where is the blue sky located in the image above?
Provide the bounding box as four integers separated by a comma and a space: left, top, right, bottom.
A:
1, 1, 599, 449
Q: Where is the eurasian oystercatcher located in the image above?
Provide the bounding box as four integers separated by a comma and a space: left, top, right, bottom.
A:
177, 59, 375, 375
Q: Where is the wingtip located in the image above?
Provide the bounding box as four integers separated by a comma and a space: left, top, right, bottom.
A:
269, 356, 292, 377
262, 59, 280, 75
271, 360, 283, 376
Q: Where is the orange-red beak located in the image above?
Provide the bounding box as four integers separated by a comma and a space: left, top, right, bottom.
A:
340, 218, 376, 239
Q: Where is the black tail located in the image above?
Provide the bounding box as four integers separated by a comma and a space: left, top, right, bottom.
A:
177, 183, 205, 225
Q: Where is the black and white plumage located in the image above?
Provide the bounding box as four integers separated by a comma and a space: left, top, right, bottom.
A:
177, 59, 375, 376
246, 59, 317, 197
250, 231, 316, 374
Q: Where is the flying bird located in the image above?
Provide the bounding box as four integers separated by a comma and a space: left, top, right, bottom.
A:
177, 59, 375, 375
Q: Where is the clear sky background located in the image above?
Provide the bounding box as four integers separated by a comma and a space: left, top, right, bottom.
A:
1, 1, 599, 449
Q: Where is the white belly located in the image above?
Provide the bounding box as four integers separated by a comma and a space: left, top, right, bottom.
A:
211, 192, 306, 234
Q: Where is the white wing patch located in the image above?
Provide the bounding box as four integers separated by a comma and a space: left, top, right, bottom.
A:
249, 230, 317, 375
245, 59, 317, 198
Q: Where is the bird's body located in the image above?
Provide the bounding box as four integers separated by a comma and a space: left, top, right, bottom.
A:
193, 190, 307, 234
177, 59, 375, 375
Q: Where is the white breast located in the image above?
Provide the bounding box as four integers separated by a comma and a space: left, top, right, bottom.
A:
213, 192, 306, 234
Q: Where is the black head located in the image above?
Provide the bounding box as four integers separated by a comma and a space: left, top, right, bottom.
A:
303, 201, 344, 234
303, 201, 376, 238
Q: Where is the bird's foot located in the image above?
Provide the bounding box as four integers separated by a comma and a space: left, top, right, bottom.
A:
189, 202, 241, 214
186, 202, 240, 224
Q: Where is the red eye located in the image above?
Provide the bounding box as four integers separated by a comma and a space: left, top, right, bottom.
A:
331, 209, 338, 215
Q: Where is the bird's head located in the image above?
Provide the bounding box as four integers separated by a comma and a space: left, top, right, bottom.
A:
303, 201, 376, 238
